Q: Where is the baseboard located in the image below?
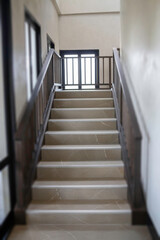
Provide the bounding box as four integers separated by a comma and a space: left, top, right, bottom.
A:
147, 215, 160, 240
132, 208, 147, 225
14, 206, 26, 224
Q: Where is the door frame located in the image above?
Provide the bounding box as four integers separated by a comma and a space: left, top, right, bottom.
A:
60, 49, 99, 89
0, 0, 16, 239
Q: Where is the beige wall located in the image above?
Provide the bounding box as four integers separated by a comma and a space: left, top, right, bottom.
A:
58, 0, 120, 15
121, 0, 160, 235
11, 0, 59, 125
59, 13, 120, 56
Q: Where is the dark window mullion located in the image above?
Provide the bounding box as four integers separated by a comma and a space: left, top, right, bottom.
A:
0, 157, 9, 171
28, 22, 33, 92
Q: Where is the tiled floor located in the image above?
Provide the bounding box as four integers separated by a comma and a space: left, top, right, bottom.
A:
8, 225, 152, 240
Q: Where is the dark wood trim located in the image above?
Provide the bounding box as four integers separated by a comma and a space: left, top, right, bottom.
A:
60, 49, 99, 56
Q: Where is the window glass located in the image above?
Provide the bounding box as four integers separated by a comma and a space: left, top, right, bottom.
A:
64, 54, 78, 90
81, 54, 95, 89
25, 22, 31, 100
31, 26, 37, 89
0, 167, 11, 225
0, 20, 8, 161
25, 14, 40, 100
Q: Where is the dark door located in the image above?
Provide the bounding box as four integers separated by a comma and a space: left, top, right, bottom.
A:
60, 50, 99, 89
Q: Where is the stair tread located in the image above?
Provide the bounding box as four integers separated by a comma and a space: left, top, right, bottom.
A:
38, 160, 124, 168
48, 118, 117, 122
51, 107, 115, 110
33, 179, 127, 188
42, 144, 121, 150
54, 98, 113, 101
27, 200, 131, 212
55, 90, 112, 93
45, 130, 119, 135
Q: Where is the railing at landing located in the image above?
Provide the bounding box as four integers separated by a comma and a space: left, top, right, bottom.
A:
61, 55, 113, 89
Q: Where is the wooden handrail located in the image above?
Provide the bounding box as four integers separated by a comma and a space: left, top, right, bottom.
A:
16, 49, 60, 139
113, 48, 141, 139
112, 48, 146, 222
14, 49, 61, 223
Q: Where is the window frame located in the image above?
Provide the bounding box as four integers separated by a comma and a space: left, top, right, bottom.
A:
60, 49, 99, 89
0, 0, 16, 239
25, 10, 41, 97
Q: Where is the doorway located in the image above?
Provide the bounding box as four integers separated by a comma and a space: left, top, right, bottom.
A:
60, 50, 99, 89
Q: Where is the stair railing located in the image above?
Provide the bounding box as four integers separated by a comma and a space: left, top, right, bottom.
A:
15, 49, 61, 223
112, 48, 146, 223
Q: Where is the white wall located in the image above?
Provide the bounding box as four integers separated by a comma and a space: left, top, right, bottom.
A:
59, 14, 120, 56
121, 0, 160, 235
11, 0, 59, 125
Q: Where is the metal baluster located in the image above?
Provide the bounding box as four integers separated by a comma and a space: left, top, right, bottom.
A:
66, 58, 68, 85
90, 57, 92, 85
103, 57, 104, 85
109, 57, 111, 89
72, 58, 74, 85
84, 57, 86, 85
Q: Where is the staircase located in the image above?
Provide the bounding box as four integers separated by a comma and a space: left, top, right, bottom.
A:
26, 89, 131, 225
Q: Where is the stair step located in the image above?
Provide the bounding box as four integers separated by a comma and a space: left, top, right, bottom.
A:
53, 98, 114, 108
32, 180, 127, 201
55, 90, 112, 99
37, 160, 124, 180
45, 130, 119, 145
48, 118, 117, 131
26, 200, 131, 224
50, 108, 115, 119
41, 144, 121, 161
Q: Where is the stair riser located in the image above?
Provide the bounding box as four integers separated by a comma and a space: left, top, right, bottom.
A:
48, 120, 117, 131
53, 99, 114, 108
45, 133, 119, 145
27, 212, 131, 225
55, 91, 112, 99
37, 166, 124, 180
51, 109, 115, 119
32, 187, 127, 201
41, 148, 121, 161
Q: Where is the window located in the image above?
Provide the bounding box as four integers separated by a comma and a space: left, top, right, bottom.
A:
25, 11, 41, 100
47, 34, 55, 52
60, 50, 99, 89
